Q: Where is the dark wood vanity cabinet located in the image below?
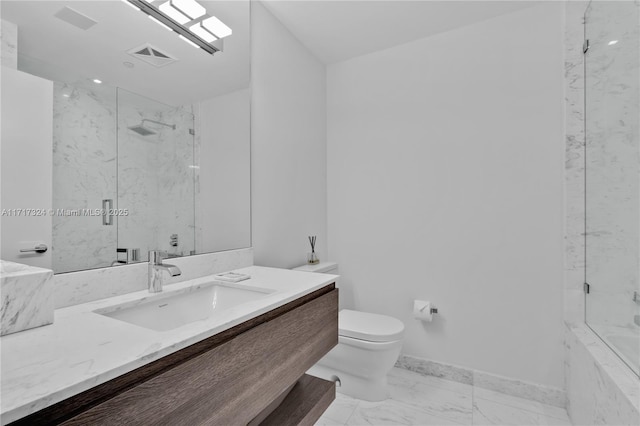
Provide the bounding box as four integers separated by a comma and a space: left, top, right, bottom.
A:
12, 284, 338, 426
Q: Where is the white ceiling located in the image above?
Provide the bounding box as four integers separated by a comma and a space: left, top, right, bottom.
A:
261, 0, 541, 64
1, 0, 250, 106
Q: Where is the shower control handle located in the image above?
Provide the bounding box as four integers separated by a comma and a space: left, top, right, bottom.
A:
20, 244, 48, 253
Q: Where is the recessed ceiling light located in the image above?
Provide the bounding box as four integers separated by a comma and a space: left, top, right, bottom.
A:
63, 94, 70, 98
608, 40, 619, 46
123, 61, 134, 68
93, 79, 102, 84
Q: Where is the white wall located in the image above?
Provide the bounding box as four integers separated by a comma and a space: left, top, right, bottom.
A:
251, 2, 327, 268
327, 4, 565, 389
1, 66, 53, 269
198, 88, 251, 253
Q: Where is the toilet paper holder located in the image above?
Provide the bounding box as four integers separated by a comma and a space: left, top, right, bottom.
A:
420, 305, 438, 314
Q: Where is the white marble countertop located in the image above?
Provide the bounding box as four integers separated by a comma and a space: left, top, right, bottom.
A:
0, 266, 337, 424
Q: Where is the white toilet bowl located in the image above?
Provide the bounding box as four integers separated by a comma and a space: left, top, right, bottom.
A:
307, 309, 404, 401
293, 262, 405, 401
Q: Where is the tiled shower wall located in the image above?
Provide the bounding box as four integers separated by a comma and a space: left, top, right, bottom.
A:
52, 83, 196, 273
0, 19, 17, 69
117, 95, 196, 262
563, 1, 640, 424
582, 0, 639, 329
564, 0, 640, 329
52, 83, 117, 273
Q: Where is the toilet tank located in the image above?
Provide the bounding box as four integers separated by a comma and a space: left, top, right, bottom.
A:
293, 262, 350, 310
292, 262, 338, 275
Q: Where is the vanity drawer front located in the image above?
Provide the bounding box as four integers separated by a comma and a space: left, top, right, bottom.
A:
62, 288, 338, 426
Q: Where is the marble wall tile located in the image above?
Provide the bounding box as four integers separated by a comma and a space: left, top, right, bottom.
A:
52, 83, 117, 273
582, 0, 640, 328
53, 85, 198, 273
563, 3, 640, 423
54, 247, 253, 308
1, 19, 17, 69
0, 260, 54, 335
565, 0, 640, 328
395, 355, 566, 409
116, 92, 196, 262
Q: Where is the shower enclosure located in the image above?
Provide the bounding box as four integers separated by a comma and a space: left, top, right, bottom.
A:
584, 0, 640, 376
52, 85, 195, 273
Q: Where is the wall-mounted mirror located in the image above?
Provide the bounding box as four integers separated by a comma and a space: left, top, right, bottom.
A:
1, 0, 251, 273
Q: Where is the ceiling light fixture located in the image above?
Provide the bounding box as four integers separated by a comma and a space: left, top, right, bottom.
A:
121, 0, 140, 11
159, 0, 205, 24
124, 0, 231, 55
608, 40, 619, 46
93, 79, 102, 84
148, 15, 172, 31
179, 35, 200, 48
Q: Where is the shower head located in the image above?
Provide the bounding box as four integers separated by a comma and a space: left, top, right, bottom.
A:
128, 118, 176, 136
128, 124, 157, 136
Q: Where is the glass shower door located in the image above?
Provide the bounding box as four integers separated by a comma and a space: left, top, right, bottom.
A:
116, 88, 196, 264
584, 0, 640, 376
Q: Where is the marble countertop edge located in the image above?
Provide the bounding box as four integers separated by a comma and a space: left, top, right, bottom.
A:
1, 266, 338, 424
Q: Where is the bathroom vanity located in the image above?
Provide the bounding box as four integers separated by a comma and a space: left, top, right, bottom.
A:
0, 267, 338, 425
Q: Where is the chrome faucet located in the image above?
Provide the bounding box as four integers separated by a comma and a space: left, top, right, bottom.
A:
148, 250, 181, 293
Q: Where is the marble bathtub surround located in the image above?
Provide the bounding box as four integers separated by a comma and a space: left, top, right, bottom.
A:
564, 323, 640, 425
395, 354, 566, 409
0, 19, 17, 69
315, 367, 571, 426
54, 247, 253, 309
0, 260, 54, 336
1, 265, 338, 424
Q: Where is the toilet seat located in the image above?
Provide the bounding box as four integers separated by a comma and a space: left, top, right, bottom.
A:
339, 309, 404, 343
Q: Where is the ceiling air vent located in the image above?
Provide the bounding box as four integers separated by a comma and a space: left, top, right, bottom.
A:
127, 44, 177, 68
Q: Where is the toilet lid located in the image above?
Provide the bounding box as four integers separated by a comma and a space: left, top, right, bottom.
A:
339, 309, 404, 342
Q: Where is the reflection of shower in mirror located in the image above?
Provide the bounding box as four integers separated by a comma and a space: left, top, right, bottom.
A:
128, 118, 176, 136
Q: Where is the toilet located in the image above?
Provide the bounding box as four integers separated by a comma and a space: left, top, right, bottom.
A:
293, 262, 404, 401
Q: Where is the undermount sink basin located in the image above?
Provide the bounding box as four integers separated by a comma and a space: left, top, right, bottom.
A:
95, 283, 274, 332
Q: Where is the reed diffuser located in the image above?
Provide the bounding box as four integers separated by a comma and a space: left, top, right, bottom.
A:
307, 236, 319, 264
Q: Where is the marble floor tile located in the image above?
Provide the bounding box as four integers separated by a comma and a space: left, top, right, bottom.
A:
473, 398, 571, 426
387, 372, 473, 424
322, 392, 360, 424
315, 368, 572, 426
316, 415, 348, 426
474, 388, 570, 421
347, 399, 465, 426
